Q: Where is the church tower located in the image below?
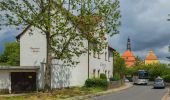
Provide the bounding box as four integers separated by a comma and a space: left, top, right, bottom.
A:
127, 37, 131, 51
121, 37, 136, 67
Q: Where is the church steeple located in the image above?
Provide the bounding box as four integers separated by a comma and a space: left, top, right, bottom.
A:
127, 37, 131, 51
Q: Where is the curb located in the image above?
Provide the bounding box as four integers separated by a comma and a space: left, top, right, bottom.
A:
63, 83, 133, 100
161, 88, 170, 100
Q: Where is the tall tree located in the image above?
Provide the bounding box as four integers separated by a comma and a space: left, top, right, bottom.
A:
0, 42, 20, 66
0, 0, 121, 91
113, 51, 126, 79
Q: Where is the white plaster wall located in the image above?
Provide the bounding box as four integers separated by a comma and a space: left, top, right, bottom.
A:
20, 27, 47, 66
51, 39, 88, 89
89, 35, 113, 79
20, 26, 46, 89
0, 71, 10, 92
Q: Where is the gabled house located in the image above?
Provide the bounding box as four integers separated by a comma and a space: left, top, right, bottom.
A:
0, 7, 115, 93
16, 20, 114, 90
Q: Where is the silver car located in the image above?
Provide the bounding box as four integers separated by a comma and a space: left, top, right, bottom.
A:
153, 77, 165, 89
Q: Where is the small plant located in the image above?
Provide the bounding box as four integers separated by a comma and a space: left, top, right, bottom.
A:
100, 73, 107, 80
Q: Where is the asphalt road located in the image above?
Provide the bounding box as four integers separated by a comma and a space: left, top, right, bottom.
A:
89, 85, 167, 100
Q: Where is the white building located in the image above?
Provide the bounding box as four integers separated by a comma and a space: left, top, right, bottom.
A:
16, 24, 114, 90
0, 17, 114, 93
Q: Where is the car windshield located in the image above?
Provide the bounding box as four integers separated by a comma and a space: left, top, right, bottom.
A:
155, 79, 163, 82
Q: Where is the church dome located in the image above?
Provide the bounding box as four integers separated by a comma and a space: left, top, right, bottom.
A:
145, 50, 158, 60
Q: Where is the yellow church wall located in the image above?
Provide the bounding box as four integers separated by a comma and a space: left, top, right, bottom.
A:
145, 60, 159, 65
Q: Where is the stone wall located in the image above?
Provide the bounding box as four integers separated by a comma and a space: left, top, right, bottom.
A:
109, 80, 124, 89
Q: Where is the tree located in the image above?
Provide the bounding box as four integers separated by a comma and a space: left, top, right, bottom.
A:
113, 51, 126, 80
0, 0, 121, 91
125, 63, 168, 81
0, 42, 20, 66
134, 56, 143, 66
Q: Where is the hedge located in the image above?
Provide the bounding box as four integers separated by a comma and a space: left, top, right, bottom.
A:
85, 78, 109, 88
162, 75, 170, 83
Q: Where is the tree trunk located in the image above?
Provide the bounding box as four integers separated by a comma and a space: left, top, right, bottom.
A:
44, 0, 52, 92
44, 34, 51, 92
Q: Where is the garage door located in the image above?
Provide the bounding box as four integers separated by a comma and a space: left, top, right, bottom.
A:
11, 72, 36, 93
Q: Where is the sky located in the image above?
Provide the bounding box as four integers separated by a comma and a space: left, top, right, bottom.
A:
0, 0, 170, 62
109, 0, 170, 62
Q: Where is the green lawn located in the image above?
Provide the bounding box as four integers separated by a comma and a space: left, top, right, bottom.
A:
0, 87, 105, 100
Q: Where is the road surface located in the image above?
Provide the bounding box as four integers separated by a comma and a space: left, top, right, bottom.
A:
89, 85, 167, 100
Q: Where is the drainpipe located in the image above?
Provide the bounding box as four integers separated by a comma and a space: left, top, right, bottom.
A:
88, 40, 90, 79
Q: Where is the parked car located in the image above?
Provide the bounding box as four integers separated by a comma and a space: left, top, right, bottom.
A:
153, 77, 165, 89
124, 78, 129, 82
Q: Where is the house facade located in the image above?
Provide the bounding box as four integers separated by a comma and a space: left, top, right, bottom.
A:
0, 7, 114, 93
17, 25, 114, 90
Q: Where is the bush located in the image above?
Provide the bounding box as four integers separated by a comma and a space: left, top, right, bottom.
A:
109, 75, 120, 81
162, 75, 170, 83
110, 76, 120, 81
85, 78, 109, 88
100, 73, 107, 80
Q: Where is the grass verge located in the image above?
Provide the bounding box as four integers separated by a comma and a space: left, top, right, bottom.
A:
0, 87, 106, 100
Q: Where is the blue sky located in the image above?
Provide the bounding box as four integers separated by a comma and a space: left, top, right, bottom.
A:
0, 0, 170, 62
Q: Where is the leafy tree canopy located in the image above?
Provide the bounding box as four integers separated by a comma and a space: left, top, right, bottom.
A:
113, 51, 126, 78
0, 42, 20, 66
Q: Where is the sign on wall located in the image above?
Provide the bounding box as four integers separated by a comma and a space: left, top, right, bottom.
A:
30, 47, 40, 53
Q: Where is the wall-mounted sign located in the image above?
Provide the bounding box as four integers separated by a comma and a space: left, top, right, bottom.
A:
30, 47, 40, 53
100, 62, 106, 67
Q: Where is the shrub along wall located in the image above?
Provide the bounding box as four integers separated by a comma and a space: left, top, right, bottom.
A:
85, 78, 109, 88
85, 73, 109, 88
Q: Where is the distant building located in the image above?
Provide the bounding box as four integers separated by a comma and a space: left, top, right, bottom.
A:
121, 37, 136, 67
145, 50, 159, 64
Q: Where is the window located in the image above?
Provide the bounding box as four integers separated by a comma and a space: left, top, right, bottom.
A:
93, 51, 96, 58
105, 70, 107, 75
108, 49, 113, 62
98, 69, 100, 77
108, 51, 110, 62
93, 69, 96, 78
108, 71, 110, 78
105, 52, 107, 61
97, 52, 100, 59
